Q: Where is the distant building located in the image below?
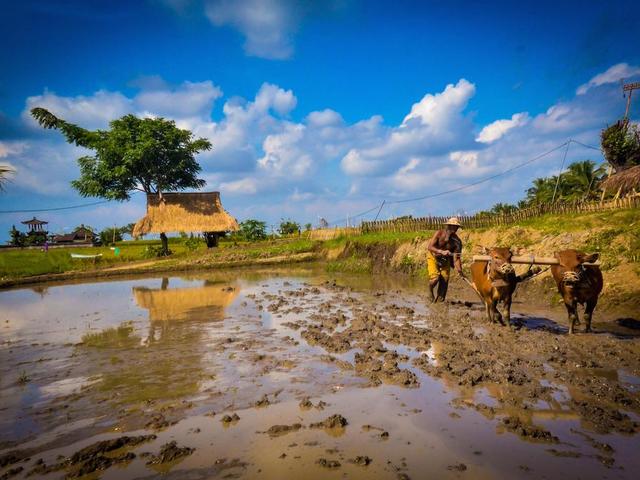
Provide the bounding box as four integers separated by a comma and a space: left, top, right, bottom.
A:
21, 217, 48, 233
601, 165, 640, 197
132, 192, 239, 247
19, 217, 49, 245
53, 225, 95, 244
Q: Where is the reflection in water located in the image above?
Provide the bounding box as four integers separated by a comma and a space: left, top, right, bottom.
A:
133, 277, 238, 322
2, 267, 639, 480
92, 278, 241, 407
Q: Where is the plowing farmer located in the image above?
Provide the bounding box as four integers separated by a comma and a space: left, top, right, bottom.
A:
427, 217, 465, 302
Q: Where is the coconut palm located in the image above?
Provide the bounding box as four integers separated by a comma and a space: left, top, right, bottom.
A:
525, 177, 556, 204
562, 160, 606, 200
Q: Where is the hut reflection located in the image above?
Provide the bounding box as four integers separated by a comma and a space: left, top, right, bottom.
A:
133, 277, 238, 322
88, 278, 240, 407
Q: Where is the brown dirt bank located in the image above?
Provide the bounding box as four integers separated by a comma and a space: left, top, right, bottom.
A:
328, 225, 640, 315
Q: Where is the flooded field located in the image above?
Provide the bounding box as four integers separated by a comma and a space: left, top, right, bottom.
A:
1, 265, 639, 479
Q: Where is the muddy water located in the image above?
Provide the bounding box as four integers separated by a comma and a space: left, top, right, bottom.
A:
1, 266, 639, 479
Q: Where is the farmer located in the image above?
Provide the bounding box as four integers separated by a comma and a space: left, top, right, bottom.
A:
426, 217, 464, 302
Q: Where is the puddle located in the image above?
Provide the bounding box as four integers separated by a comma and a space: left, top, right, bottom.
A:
0, 265, 639, 479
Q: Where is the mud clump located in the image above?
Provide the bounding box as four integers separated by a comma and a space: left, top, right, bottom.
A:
1, 466, 23, 479
350, 455, 372, 466
501, 417, 558, 443
299, 397, 328, 410
301, 327, 351, 353
0, 452, 23, 470
309, 414, 348, 429
255, 394, 270, 408
145, 413, 177, 431
146, 441, 194, 465
265, 424, 303, 436
26, 435, 155, 478
570, 401, 639, 434
447, 463, 467, 471
354, 352, 419, 388
316, 458, 341, 469
221, 413, 241, 424
69, 435, 156, 464
69, 452, 135, 478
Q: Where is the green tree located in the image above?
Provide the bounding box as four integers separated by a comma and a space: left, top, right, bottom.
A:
304, 223, 312, 231
562, 160, 606, 200
278, 219, 300, 236
240, 219, 267, 241
120, 223, 136, 238
489, 203, 517, 215
525, 177, 556, 204
30, 108, 211, 254
601, 120, 640, 170
9, 225, 25, 247
100, 227, 123, 246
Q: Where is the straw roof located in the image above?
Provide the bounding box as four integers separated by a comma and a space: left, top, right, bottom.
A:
601, 165, 640, 195
21, 217, 48, 225
133, 192, 239, 237
133, 283, 238, 322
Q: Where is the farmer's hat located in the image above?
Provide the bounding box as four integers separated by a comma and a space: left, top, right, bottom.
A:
445, 217, 462, 227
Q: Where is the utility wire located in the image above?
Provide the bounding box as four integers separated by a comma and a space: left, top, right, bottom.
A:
0, 199, 112, 214
569, 139, 602, 151
386, 141, 570, 205
324, 138, 601, 226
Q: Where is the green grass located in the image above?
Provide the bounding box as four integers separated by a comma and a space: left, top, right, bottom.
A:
509, 208, 639, 235
81, 322, 139, 348
0, 240, 197, 279
1, 208, 636, 280
326, 256, 372, 273
323, 230, 432, 249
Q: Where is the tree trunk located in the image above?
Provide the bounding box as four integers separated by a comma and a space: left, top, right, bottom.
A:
160, 232, 169, 255
204, 232, 219, 248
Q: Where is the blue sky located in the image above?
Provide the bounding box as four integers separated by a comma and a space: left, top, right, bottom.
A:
1, 0, 639, 240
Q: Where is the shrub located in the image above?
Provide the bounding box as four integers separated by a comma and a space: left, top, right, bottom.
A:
279, 219, 300, 236
240, 219, 267, 241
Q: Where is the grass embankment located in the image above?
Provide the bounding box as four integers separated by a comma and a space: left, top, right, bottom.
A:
321, 208, 640, 310
0, 236, 318, 284
1, 208, 638, 309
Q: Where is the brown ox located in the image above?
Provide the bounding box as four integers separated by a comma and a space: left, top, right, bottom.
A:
551, 249, 602, 334
470, 247, 538, 327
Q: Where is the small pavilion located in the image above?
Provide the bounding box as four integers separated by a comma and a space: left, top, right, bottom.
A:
21, 217, 48, 234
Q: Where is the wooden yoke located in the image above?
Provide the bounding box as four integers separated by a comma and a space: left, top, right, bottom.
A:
471, 255, 601, 266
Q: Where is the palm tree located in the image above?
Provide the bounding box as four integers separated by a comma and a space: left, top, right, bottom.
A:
562, 160, 606, 200
526, 177, 555, 204
0, 165, 14, 191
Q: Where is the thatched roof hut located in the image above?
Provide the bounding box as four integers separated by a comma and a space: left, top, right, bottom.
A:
133, 192, 239, 238
601, 165, 640, 196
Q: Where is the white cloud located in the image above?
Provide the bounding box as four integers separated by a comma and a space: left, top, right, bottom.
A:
135, 80, 222, 120
576, 63, 640, 95
340, 79, 477, 177
449, 150, 478, 169
476, 112, 529, 143
0, 141, 27, 159
403, 79, 475, 128
3, 63, 635, 241
204, 0, 298, 59
219, 177, 259, 194
24, 90, 131, 130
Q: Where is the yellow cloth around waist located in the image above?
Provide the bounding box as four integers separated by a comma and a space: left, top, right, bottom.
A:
427, 252, 450, 281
